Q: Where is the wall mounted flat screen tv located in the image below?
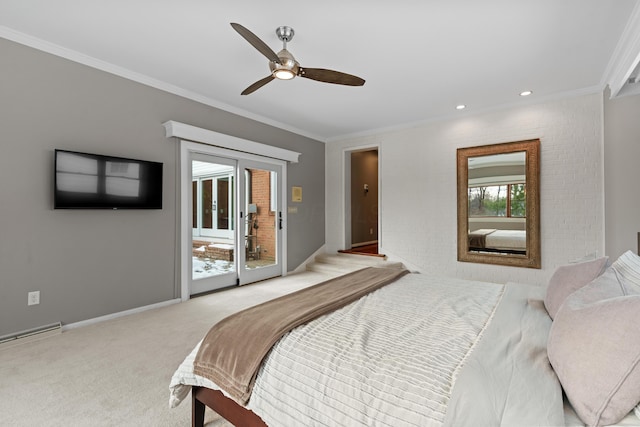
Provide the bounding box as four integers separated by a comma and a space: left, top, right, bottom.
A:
54, 149, 163, 209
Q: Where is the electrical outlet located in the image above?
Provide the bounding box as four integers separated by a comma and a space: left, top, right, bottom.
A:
28, 291, 40, 306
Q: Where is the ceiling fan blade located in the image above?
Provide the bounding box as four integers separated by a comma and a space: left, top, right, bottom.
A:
231, 23, 281, 64
241, 75, 275, 95
298, 67, 365, 86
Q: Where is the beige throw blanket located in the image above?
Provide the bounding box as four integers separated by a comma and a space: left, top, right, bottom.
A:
468, 228, 496, 249
193, 266, 409, 404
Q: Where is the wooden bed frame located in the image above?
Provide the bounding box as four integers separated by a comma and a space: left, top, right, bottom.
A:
192, 386, 266, 427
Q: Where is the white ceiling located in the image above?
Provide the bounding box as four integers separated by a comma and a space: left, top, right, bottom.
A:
1, 0, 639, 141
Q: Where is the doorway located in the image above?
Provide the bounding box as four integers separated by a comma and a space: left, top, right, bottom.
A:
182, 144, 285, 297
343, 147, 380, 255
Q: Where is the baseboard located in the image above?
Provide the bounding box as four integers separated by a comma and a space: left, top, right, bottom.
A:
0, 322, 62, 349
62, 298, 182, 332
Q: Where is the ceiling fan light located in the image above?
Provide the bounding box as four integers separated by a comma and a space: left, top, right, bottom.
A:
274, 69, 295, 80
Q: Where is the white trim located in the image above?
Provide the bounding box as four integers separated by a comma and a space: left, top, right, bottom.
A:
179, 144, 191, 301
602, 2, 640, 98
0, 26, 324, 142
343, 149, 351, 250
598, 92, 607, 261
61, 298, 181, 331
163, 121, 300, 163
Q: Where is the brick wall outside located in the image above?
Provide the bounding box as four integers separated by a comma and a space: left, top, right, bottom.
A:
192, 240, 234, 261
249, 169, 276, 261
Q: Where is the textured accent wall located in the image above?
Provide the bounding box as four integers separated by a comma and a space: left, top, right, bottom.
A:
326, 94, 604, 286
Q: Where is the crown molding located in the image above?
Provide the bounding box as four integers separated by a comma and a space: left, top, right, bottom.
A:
0, 26, 325, 142
602, 2, 640, 97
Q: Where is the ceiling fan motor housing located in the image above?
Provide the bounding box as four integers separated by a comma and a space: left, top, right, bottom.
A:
269, 49, 299, 79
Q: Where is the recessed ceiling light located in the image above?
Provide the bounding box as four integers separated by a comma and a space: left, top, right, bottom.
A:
456, 104, 466, 110
520, 90, 533, 97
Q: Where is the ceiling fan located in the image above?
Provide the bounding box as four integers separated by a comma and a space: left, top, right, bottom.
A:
230, 23, 366, 95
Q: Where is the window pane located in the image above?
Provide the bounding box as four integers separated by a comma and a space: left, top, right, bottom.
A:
468, 185, 507, 217
510, 183, 526, 217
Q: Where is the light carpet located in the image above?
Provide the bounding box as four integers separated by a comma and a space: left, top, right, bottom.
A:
0, 270, 334, 427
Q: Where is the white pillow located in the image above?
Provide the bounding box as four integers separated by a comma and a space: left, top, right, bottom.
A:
548, 252, 640, 426
611, 250, 640, 292
543, 256, 608, 319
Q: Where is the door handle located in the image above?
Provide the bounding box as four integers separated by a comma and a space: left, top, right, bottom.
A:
278, 211, 283, 230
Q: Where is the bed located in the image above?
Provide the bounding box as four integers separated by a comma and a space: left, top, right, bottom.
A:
170, 254, 640, 427
468, 228, 526, 254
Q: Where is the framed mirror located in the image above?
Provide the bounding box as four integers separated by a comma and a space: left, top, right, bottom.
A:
457, 139, 540, 268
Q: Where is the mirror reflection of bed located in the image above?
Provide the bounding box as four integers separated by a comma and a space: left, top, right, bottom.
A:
468, 228, 526, 255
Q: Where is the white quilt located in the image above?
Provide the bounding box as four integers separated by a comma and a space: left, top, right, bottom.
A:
485, 229, 526, 250
170, 273, 565, 426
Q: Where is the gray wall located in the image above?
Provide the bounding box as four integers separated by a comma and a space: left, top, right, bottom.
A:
0, 38, 325, 336
604, 90, 640, 260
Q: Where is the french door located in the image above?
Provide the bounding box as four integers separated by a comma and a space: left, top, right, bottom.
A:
192, 161, 234, 240
186, 148, 284, 296
238, 159, 283, 285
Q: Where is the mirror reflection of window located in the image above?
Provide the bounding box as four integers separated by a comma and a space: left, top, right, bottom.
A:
56, 152, 99, 193
467, 151, 527, 233
468, 184, 526, 217
105, 161, 140, 197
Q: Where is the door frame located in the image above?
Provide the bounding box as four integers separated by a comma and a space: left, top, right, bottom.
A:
179, 140, 288, 301
343, 144, 381, 251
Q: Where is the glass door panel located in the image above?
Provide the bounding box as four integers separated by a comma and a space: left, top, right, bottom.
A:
238, 160, 282, 285
201, 179, 213, 234
191, 157, 237, 294
217, 177, 231, 230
